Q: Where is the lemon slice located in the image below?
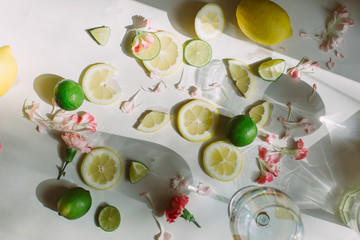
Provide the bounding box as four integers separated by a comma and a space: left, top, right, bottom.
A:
195, 3, 225, 41
177, 99, 219, 142
136, 111, 170, 133
87, 26, 111, 46
203, 141, 242, 181
228, 59, 255, 98
258, 59, 286, 82
131, 32, 161, 61
81, 148, 122, 190
184, 39, 212, 68
98, 205, 121, 232
248, 101, 271, 128
0, 45, 17, 97
142, 31, 183, 76
129, 161, 149, 184
81, 63, 122, 105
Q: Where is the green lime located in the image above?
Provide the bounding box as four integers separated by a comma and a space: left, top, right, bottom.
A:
184, 39, 212, 68
258, 59, 286, 82
87, 26, 111, 46
98, 205, 121, 232
225, 115, 257, 147
57, 187, 92, 220
54, 79, 84, 111
129, 161, 149, 184
131, 32, 160, 61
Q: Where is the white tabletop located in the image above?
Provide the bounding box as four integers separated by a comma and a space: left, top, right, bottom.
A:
1, 0, 360, 239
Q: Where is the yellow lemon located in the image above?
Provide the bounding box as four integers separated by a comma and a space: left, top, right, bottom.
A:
236, 0, 292, 45
0, 46, 18, 97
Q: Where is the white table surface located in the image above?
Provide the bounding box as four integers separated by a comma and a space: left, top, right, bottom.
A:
1, 0, 360, 239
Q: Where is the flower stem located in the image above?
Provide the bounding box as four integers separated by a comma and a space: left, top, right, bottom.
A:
57, 161, 69, 180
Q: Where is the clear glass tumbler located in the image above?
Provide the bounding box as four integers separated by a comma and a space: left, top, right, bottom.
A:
228, 186, 304, 240
339, 188, 360, 234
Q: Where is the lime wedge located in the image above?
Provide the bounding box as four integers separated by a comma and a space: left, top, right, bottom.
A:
129, 161, 149, 184
98, 205, 121, 232
88, 26, 111, 46
258, 59, 286, 82
184, 39, 212, 68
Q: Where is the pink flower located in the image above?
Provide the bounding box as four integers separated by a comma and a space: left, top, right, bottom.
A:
175, 82, 186, 91
155, 232, 172, 240
61, 132, 92, 153
299, 32, 310, 39
150, 71, 162, 81
0, 142, 2, 152
320, 5, 354, 53
327, 58, 335, 71
152, 81, 166, 93
258, 147, 268, 160
171, 176, 189, 193
23, 101, 41, 122
257, 170, 274, 184
265, 134, 277, 144
120, 100, 135, 113
131, 17, 157, 54
287, 58, 319, 80
189, 87, 202, 98
165, 195, 200, 228
120, 89, 141, 113
196, 183, 212, 196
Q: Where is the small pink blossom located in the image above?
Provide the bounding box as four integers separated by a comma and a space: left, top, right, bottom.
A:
0, 142, 2, 152
175, 83, 186, 91
150, 71, 162, 81
120, 89, 141, 113
190, 87, 202, 98
152, 81, 166, 93
62, 132, 92, 153
299, 32, 310, 39
120, 100, 135, 113
320, 5, 354, 53
327, 58, 335, 71
23, 101, 41, 122
155, 232, 172, 240
131, 17, 157, 54
196, 183, 212, 196
287, 58, 319, 80
171, 176, 189, 193
265, 133, 277, 144
335, 50, 344, 59
257, 170, 274, 184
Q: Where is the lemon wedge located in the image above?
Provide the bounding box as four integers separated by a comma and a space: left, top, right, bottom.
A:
203, 141, 242, 181
258, 59, 286, 82
136, 111, 170, 133
248, 101, 271, 128
177, 99, 219, 142
228, 59, 255, 98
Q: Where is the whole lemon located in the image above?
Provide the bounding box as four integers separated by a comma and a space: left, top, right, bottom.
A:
0, 46, 18, 97
54, 79, 84, 111
226, 115, 257, 147
236, 0, 292, 45
57, 187, 92, 220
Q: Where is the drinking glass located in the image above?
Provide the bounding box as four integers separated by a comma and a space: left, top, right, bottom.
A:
339, 188, 360, 234
228, 186, 304, 240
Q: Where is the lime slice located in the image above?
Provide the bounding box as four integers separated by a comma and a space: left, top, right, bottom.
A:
184, 39, 212, 68
203, 141, 242, 181
88, 26, 111, 46
136, 111, 170, 133
177, 99, 219, 142
258, 59, 286, 82
228, 59, 255, 98
131, 32, 161, 61
81, 148, 122, 190
195, 3, 225, 41
248, 101, 271, 128
81, 63, 122, 105
142, 31, 183, 76
98, 205, 121, 232
129, 161, 149, 184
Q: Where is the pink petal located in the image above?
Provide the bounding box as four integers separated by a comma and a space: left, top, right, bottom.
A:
335, 50, 345, 59
326, 58, 335, 71
258, 147, 268, 160
299, 32, 309, 38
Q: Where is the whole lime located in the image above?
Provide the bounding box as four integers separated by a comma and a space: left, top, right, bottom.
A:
225, 115, 257, 147
54, 79, 84, 111
57, 187, 92, 220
